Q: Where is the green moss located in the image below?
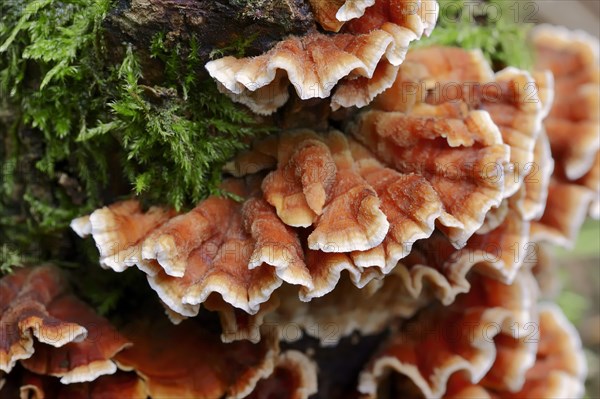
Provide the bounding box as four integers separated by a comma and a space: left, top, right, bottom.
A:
418, 0, 533, 70
209, 32, 260, 59
0, 244, 25, 274
0, 0, 113, 279
1, 0, 114, 220
81, 44, 268, 209
0, 0, 268, 277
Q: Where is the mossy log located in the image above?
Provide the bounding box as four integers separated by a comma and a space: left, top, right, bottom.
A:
103, 0, 315, 83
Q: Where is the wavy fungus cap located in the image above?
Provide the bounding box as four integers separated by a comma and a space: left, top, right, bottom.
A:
205, 0, 439, 114
0, 266, 130, 385
376, 46, 547, 199
114, 317, 279, 399
261, 130, 392, 252
531, 69, 555, 118
358, 269, 539, 398
20, 294, 131, 384
6, 313, 315, 399
74, 112, 516, 340
515, 130, 555, 222
18, 371, 146, 399
442, 304, 586, 399
347, 106, 509, 244
73, 181, 289, 317
532, 24, 600, 182
310, 0, 438, 33
432, 66, 545, 198
266, 203, 531, 346
244, 202, 532, 346
578, 152, 600, 218
246, 350, 318, 399
373, 47, 495, 112
487, 128, 556, 232
70, 200, 175, 273
308, 0, 376, 32
401, 207, 530, 302
406, 47, 495, 84
15, 351, 316, 399
0, 266, 87, 373
75, 127, 465, 323
531, 181, 595, 248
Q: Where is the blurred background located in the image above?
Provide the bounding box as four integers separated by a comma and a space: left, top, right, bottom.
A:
556, 221, 600, 399
535, 0, 599, 36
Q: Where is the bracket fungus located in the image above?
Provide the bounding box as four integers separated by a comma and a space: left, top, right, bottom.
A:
309, 0, 375, 32
0, 266, 131, 392
530, 181, 595, 248
532, 25, 600, 183
358, 269, 540, 399
521, 25, 600, 251
19, 294, 131, 384
1, 266, 129, 383
441, 304, 586, 399
7, 316, 318, 399
114, 317, 280, 399
528, 26, 600, 246
205, 0, 439, 114
70, 201, 176, 273
348, 107, 509, 244
1, 266, 86, 374
579, 152, 600, 219
246, 350, 318, 399
73, 117, 517, 336
3, 2, 598, 397
17, 371, 146, 399
379, 47, 546, 199
64, 40, 594, 399
513, 131, 555, 222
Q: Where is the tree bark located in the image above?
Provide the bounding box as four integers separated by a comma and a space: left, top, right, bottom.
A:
103, 0, 315, 83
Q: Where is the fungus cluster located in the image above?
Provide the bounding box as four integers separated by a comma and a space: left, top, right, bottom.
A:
206, 0, 439, 113
1, 1, 598, 398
